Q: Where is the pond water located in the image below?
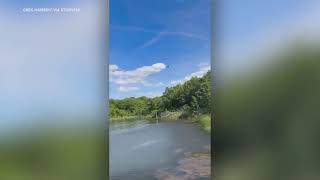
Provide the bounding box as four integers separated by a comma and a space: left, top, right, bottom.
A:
110, 119, 211, 180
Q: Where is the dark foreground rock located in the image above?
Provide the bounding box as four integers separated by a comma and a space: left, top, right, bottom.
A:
155, 152, 211, 180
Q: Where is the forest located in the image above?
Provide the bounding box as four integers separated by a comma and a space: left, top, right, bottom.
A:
109, 70, 212, 129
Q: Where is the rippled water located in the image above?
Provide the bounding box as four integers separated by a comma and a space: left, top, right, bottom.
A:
110, 119, 210, 180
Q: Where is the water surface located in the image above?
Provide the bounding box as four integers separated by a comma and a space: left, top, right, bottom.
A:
110, 119, 210, 180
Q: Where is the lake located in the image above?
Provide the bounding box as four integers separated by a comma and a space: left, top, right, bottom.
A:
110, 119, 211, 180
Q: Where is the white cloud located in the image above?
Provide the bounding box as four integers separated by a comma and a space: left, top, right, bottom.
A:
142, 81, 164, 87
118, 86, 139, 92
109, 64, 119, 71
170, 63, 210, 85
110, 63, 166, 86
170, 80, 181, 86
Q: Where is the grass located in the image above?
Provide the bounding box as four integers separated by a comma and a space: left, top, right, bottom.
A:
198, 115, 211, 133
110, 112, 211, 133
159, 111, 182, 121
109, 111, 182, 122
109, 116, 140, 122
158, 112, 212, 133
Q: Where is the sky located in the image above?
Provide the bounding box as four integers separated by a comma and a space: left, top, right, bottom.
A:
109, 0, 320, 99
1, 0, 320, 131
219, 0, 320, 77
0, 0, 104, 133
109, 0, 212, 99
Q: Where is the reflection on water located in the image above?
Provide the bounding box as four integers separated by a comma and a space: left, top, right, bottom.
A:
110, 119, 211, 180
110, 119, 154, 132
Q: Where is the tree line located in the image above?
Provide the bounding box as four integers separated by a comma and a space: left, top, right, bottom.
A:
110, 71, 211, 119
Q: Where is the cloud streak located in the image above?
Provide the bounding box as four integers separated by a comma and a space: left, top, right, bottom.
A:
140, 31, 165, 49
111, 24, 209, 48
139, 30, 209, 49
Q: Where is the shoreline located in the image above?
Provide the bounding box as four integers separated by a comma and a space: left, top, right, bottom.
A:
110, 113, 211, 133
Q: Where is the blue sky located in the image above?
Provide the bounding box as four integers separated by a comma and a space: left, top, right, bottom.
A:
109, 0, 211, 99
109, 0, 320, 99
